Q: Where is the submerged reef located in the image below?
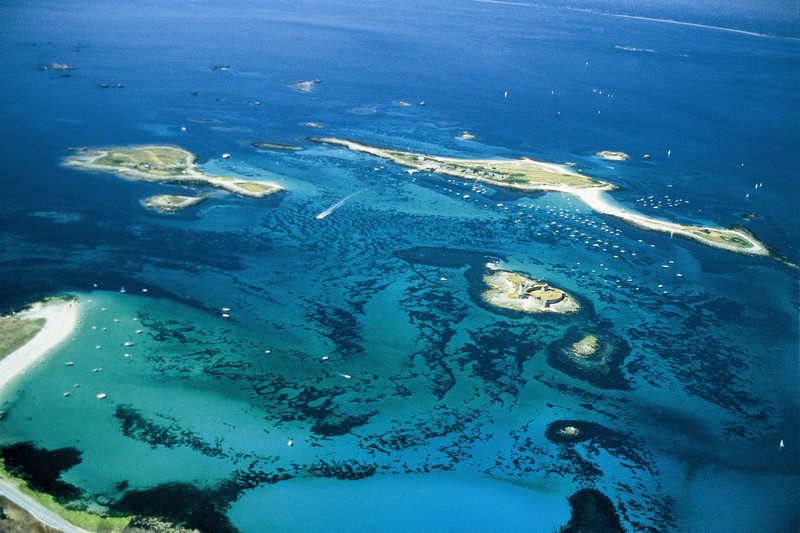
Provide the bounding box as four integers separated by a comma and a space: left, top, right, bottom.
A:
547, 326, 630, 390
0, 442, 82, 501
558, 488, 625, 533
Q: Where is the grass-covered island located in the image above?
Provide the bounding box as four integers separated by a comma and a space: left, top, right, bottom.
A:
595, 150, 630, 161
482, 268, 580, 314
312, 138, 775, 258
143, 194, 207, 213
312, 137, 612, 192
64, 145, 282, 198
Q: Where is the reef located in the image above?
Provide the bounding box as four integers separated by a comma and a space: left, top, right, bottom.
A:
0, 442, 82, 501
547, 326, 630, 390
558, 488, 625, 533
545, 420, 613, 444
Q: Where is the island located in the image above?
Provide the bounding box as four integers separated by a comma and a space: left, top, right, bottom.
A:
289, 79, 321, 93
547, 327, 630, 389
482, 268, 580, 314
251, 141, 302, 151
143, 194, 207, 213
595, 150, 630, 161
64, 145, 282, 198
311, 138, 774, 258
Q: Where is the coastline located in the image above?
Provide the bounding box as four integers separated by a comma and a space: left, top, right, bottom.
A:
64, 146, 283, 199
0, 298, 78, 391
572, 188, 770, 256
0, 297, 89, 533
314, 138, 773, 258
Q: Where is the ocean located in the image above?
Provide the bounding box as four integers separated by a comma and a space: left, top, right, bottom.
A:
0, 0, 798, 531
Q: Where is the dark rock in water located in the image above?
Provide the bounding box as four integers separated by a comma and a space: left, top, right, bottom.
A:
113, 482, 237, 533
547, 326, 630, 390
250, 141, 302, 151
0, 442, 82, 501
114, 471, 291, 533
740, 212, 759, 220
558, 488, 625, 533
545, 420, 612, 444
311, 412, 374, 437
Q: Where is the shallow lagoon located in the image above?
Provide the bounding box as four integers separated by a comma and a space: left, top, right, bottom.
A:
0, 0, 798, 530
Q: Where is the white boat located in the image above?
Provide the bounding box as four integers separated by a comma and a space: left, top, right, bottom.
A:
96, 393, 107, 399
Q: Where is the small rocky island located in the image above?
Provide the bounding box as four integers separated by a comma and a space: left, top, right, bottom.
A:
289, 79, 321, 93
482, 268, 580, 314
250, 141, 302, 151
143, 194, 207, 213
545, 420, 611, 444
64, 145, 282, 198
595, 150, 630, 161
547, 327, 630, 389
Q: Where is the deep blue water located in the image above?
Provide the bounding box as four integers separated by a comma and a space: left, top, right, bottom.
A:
0, 1, 798, 531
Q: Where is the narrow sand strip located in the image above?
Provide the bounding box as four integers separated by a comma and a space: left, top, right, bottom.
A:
0, 299, 78, 390
0, 298, 85, 533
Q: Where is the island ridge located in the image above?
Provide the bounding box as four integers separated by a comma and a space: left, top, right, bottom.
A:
312, 138, 773, 258
64, 145, 282, 198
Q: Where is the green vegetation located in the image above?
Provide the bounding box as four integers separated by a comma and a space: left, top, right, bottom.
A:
0, 317, 45, 360
92, 145, 191, 177
571, 334, 600, 357
312, 138, 612, 191
0, 466, 133, 532
65, 145, 283, 198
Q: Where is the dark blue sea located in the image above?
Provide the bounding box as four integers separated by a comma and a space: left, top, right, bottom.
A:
0, 0, 798, 531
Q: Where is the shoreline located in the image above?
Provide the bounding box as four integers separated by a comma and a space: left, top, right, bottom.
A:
314, 138, 774, 259
0, 297, 87, 533
0, 298, 78, 391
64, 145, 282, 198
572, 188, 769, 256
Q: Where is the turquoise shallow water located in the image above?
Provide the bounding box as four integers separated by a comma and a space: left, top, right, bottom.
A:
0, 0, 798, 531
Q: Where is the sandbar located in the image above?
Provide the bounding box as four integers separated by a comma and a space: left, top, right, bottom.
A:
313, 138, 772, 257
64, 145, 282, 198
0, 298, 78, 391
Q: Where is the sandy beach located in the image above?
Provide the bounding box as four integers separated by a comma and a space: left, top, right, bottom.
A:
571, 188, 770, 256
0, 298, 79, 390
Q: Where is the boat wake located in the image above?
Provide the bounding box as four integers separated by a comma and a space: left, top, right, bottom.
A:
315, 189, 367, 220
